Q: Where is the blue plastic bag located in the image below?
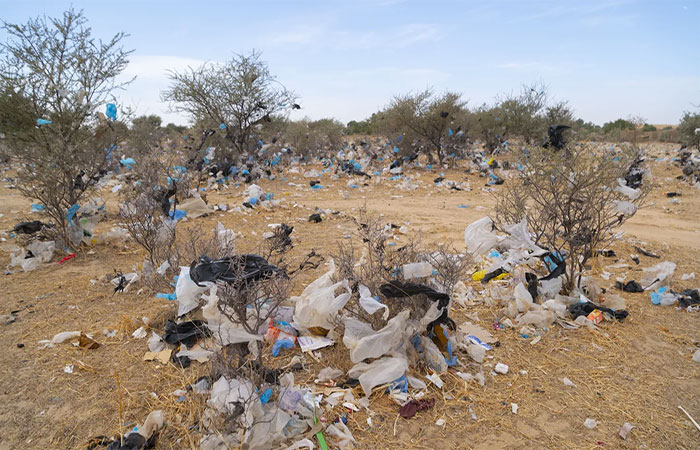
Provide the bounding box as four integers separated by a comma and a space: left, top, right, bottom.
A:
37, 118, 52, 125
66, 204, 79, 226
272, 337, 294, 356
106, 103, 117, 120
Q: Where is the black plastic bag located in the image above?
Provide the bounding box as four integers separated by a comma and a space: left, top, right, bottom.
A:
568, 301, 628, 322
615, 280, 644, 293
163, 319, 211, 348
309, 213, 322, 223
13, 220, 48, 234
190, 254, 286, 287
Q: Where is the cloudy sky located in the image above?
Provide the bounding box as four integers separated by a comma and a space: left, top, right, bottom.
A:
2, 0, 698, 126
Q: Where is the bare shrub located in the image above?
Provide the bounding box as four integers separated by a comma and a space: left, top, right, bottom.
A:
495, 143, 649, 293
118, 151, 192, 266
332, 208, 470, 329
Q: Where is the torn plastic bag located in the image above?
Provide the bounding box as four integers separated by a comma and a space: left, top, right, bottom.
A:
613, 200, 637, 216
402, 262, 434, 279
678, 289, 700, 308
326, 421, 355, 449
163, 320, 211, 347
568, 301, 628, 322
344, 311, 410, 363
513, 283, 535, 313
208, 376, 255, 414
201, 287, 263, 345
348, 356, 408, 397
542, 299, 568, 318
244, 403, 292, 450
243, 184, 265, 203
539, 277, 563, 299
179, 197, 211, 218
516, 309, 555, 328
412, 335, 447, 373
216, 222, 236, 251
501, 219, 547, 256
615, 179, 641, 200
104, 410, 164, 450
380, 281, 454, 332
27, 240, 55, 263
641, 261, 676, 291
13, 220, 48, 235
190, 255, 286, 287
464, 217, 504, 256
293, 259, 352, 332
358, 284, 389, 320
175, 266, 209, 316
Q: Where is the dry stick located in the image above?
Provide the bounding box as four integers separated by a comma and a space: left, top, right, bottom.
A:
678, 405, 700, 432
115, 369, 124, 446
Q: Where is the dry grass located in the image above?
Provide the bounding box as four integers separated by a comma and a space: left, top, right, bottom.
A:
0, 142, 698, 449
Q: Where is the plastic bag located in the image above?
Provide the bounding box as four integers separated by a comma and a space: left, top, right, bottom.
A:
179, 197, 211, 218
358, 285, 389, 320
413, 335, 448, 372
402, 262, 434, 279
216, 222, 236, 251
641, 261, 676, 291
202, 286, 263, 345
348, 357, 408, 397
344, 310, 410, 363
293, 259, 351, 332
244, 184, 265, 202
464, 217, 504, 256
175, 266, 209, 316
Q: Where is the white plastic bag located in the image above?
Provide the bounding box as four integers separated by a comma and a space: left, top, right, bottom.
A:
344, 310, 410, 363
358, 285, 389, 320
464, 217, 504, 256
402, 262, 434, 279
293, 259, 351, 332
348, 357, 408, 397
175, 266, 208, 316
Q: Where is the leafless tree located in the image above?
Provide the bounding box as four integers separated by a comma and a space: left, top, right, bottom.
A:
0, 8, 133, 249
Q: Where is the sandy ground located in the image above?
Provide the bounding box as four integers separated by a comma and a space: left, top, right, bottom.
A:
0, 142, 698, 449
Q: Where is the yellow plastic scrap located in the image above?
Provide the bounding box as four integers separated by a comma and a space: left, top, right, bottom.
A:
472, 270, 510, 282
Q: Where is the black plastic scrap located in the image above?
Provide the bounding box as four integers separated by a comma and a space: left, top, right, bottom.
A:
379, 281, 455, 332
309, 213, 322, 223
525, 272, 539, 302
615, 280, 644, 293
568, 301, 629, 322
481, 267, 508, 284
543, 125, 571, 151
678, 289, 700, 308
189, 254, 287, 287
625, 155, 646, 189
540, 253, 566, 281
163, 319, 211, 348
13, 220, 50, 235
89, 432, 156, 450
596, 249, 616, 257
434, 177, 445, 183
309, 180, 320, 187
634, 246, 659, 258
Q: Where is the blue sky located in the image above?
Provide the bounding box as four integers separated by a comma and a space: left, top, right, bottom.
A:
1, 0, 698, 126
